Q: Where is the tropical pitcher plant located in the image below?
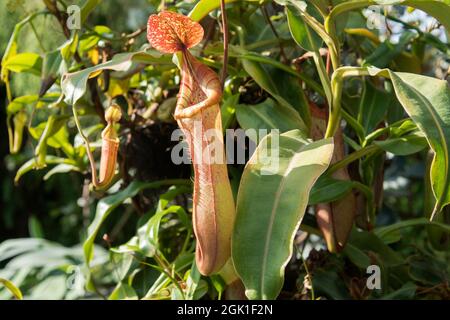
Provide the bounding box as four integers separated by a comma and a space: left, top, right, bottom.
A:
3, 0, 450, 301
147, 11, 236, 276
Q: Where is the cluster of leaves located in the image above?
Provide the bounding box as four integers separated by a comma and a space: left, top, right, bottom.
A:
0, 0, 450, 300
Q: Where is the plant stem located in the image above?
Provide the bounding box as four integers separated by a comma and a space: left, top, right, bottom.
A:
220, 0, 229, 88
327, 144, 379, 175
72, 105, 99, 186
313, 49, 332, 107
261, 5, 288, 63
325, 67, 370, 138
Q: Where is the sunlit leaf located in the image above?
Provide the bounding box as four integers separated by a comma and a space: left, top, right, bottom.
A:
62, 51, 168, 106
233, 130, 334, 299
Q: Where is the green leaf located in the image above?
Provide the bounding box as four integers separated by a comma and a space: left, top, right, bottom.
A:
1, 12, 45, 83
138, 205, 189, 257
3, 53, 42, 76
286, 5, 322, 52
144, 253, 194, 299
43, 163, 80, 181
368, 68, 450, 217
232, 130, 334, 299
375, 217, 450, 241
40, 50, 63, 96
80, 0, 102, 24
29, 275, 67, 299
221, 94, 238, 130
374, 131, 427, 156
6, 95, 39, 114
348, 230, 404, 267
0, 278, 23, 300
309, 176, 354, 205
241, 60, 308, 132
189, 0, 260, 21
206, 45, 323, 94
60, 33, 79, 61
342, 243, 371, 269
358, 80, 391, 134
83, 180, 191, 267
62, 51, 169, 106
108, 283, 138, 300
312, 269, 351, 299
364, 31, 418, 68
236, 99, 307, 141
28, 216, 44, 238
328, 0, 450, 35
380, 282, 416, 300
185, 262, 203, 300
14, 156, 76, 183
408, 256, 447, 286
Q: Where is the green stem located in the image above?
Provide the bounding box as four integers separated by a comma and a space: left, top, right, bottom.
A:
72, 104, 99, 183
327, 144, 379, 175
313, 50, 332, 107
325, 67, 370, 138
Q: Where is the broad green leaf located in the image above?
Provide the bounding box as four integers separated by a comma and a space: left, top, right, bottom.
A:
241, 60, 308, 132
236, 99, 307, 141
0, 278, 23, 300
312, 269, 351, 299
62, 51, 169, 106
270, 68, 311, 128
309, 176, 354, 205
286, 5, 322, 51
358, 80, 391, 134
83, 180, 191, 266
1, 12, 45, 83
232, 130, 334, 299
374, 131, 427, 155
342, 243, 371, 269
3, 53, 42, 76
368, 68, 450, 217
